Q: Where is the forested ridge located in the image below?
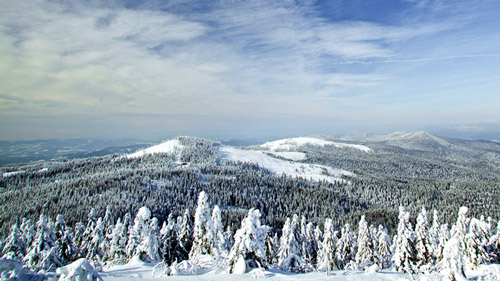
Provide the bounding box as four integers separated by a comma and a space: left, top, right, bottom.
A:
1, 136, 499, 239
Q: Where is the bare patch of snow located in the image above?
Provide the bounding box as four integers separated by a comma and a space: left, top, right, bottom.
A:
266, 151, 307, 161
261, 137, 372, 153
126, 139, 183, 159
220, 147, 353, 183
2, 170, 25, 178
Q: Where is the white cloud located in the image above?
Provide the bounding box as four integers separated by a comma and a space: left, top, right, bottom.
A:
2, 0, 496, 139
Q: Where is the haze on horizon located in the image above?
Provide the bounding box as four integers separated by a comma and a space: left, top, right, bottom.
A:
1, 0, 500, 141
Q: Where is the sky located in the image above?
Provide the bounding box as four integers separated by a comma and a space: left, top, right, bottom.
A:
1, 0, 500, 141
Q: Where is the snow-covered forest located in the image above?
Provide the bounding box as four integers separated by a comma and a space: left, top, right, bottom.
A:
1, 135, 500, 280
1, 191, 500, 280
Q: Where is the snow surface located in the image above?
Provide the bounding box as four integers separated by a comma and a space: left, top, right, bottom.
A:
126, 139, 184, 159
220, 147, 353, 183
2, 170, 25, 178
261, 137, 372, 153
56, 258, 103, 281
266, 151, 307, 161
100, 262, 447, 281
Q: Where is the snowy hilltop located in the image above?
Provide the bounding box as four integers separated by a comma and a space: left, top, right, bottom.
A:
1, 192, 500, 280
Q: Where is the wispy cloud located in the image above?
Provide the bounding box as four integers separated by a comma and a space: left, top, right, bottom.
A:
1, 0, 499, 139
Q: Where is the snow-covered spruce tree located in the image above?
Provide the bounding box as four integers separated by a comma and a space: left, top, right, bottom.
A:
72, 222, 86, 256
103, 206, 115, 236
464, 218, 489, 269
336, 223, 356, 270
160, 215, 188, 265
355, 215, 374, 269
317, 218, 338, 272
451, 206, 469, 251
375, 225, 391, 269
277, 214, 307, 272
107, 218, 127, 263
20, 218, 36, 255
429, 210, 441, 259
54, 214, 77, 264
86, 217, 105, 269
101, 207, 114, 259
264, 233, 279, 265
489, 219, 500, 263
1, 223, 26, 260
415, 207, 433, 273
80, 208, 99, 258
212, 205, 230, 258
303, 221, 319, 268
441, 238, 466, 281
126, 222, 140, 259
436, 224, 450, 263
126, 206, 156, 261
189, 191, 219, 263
227, 209, 270, 274
392, 206, 416, 274
178, 209, 193, 255
24, 214, 62, 272
136, 217, 161, 262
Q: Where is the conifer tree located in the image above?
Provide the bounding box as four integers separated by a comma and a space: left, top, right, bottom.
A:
303, 221, 319, 268
429, 210, 441, 259
464, 218, 489, 269
189, 192, 219, 263
375, 225, 391, 269
160, 214, 188, 265
137, 217, 161, 261
415, 207, 432, 272
392, 206, 416, 274
80, 208, 99, 258
24, 214, 62, 272
441, 238, 466, 281
2, 223, 26, 260
227, 209, 270, 273
179, 209, 193, 255
54, 215, 76, 264
336, 223, 356, 270
108, 218, 127, 263
317, 218, 338, 272
356, 215, 374, 269
86, 217, 105, 269
20, 218, 35, 255
277, 214, 305, 272
212, 205, 230, 258
436, 224, 450, 263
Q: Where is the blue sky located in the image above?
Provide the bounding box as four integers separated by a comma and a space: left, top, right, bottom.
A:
1, 0, 500, 140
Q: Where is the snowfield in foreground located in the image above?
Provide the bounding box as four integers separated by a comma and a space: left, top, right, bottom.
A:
99, 261, 500, 281
220, 146, 354, 183
261, 137, 372, 153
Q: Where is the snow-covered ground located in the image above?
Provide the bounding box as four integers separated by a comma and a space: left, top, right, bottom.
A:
97, 262, 500, 281
266, 151, 307, 161
220, 146, 353, 183
100, 260, 500, 281
261, 137, 372, 153
126, 139, 184, 159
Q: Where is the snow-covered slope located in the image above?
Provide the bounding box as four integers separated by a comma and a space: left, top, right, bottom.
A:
261, 137, 372, 153
220, 147, 353, 183
266, 151, 307, 161
126, 139, 184, 159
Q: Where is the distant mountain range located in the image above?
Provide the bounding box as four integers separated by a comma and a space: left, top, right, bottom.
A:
339, 131, 500, 156
2, 131, 500, 166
